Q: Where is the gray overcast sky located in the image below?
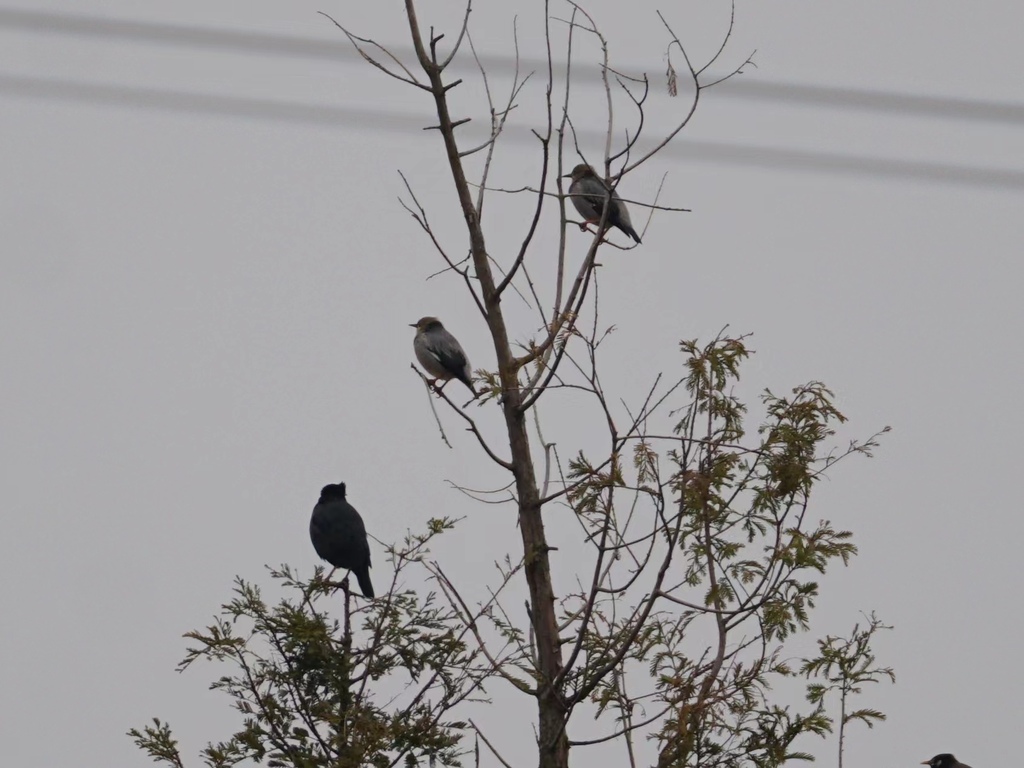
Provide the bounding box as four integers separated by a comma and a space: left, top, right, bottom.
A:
2, 1, 1022, 766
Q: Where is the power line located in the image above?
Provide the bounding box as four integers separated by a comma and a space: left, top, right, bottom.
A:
0, 8, 345, 61
2, 7, 1023, 126
0, 74, 409, 130
712, 80, 1024, 126
4, 74, 1022, 191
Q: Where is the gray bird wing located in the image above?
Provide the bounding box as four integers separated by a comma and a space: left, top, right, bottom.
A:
415, 327, 476, 393
608, 194, 640, 242
432, 329, 471, 378
415, 333, 452, 380
569, 176, 610, 221
608, 186, 633, 229
571, 176, 640, 242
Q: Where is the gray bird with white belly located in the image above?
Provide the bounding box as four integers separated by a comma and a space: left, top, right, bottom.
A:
563, 163, 642, 244
411, 316, 477, 395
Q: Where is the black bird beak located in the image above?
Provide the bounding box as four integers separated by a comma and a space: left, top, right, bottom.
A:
561, 173, 571, 178
409, 323, 418, 328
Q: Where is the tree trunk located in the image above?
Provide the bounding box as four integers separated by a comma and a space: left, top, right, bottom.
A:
403, 3, 569, 765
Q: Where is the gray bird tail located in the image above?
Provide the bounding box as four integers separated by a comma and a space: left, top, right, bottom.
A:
458, 372, 478, 396
354, 567, 375, 599
617, 222, 642, 244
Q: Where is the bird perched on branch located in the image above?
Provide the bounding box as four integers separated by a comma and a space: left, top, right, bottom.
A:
309, 483, 374, 598
922, 756, 971, 768
411, 316, 477, 395
563, 163, 642, 244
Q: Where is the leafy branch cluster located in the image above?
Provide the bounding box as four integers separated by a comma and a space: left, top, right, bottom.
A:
132, 521, 496, 768
502, 331, 888, 768
801, 614, 895, 768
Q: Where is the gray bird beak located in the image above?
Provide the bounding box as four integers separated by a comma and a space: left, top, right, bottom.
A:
408, 323, 418, 328
561, 173, 572, 178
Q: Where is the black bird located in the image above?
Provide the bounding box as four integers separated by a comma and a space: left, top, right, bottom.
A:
922, 755, 972, 768
309, 483, 374, 598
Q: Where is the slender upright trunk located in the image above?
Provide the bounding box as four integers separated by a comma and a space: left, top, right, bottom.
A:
404, 4, 569, 765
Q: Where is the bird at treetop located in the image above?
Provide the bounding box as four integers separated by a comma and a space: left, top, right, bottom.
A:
411, 316, 477, 395
922, 755, 972, 768
309, 483, 374, 598
562, 163, 642, 244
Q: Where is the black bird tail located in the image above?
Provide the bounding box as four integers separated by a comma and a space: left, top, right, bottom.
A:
353, 566, 375, 599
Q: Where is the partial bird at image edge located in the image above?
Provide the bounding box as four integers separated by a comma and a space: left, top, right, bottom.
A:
922, 755, 971, 768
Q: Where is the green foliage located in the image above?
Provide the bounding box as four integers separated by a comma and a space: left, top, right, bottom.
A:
801, 613, 895, 768
547, 333, 890, 768
130, 522, 481, 768
129, 719, 186, 768
127, 2, 897, 765
133, 331, 891, 768
125, 5, 897, 768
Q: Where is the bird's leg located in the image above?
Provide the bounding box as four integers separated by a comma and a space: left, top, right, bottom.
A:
324, 566, 340, 590
341, 573, 351, 597
581, 221, 612, 244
